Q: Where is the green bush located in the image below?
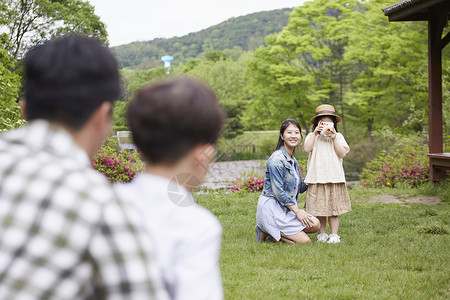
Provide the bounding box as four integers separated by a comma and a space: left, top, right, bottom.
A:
91, 139, 144, 183
0, 105, 26, 132
360, 134, 449, 188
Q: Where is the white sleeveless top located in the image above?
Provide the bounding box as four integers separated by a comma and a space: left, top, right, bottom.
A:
304, 132, 350, 184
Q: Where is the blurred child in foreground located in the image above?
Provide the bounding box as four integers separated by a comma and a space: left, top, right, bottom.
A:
115, 77, 224, 300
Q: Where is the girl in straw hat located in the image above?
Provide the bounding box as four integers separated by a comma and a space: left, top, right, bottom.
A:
303, 104, 351, 244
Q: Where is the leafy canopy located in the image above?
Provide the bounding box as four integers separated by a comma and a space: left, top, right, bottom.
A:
1, 0, 108, 58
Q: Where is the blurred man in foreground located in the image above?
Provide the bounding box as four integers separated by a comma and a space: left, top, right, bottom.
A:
0, 35, 167, 299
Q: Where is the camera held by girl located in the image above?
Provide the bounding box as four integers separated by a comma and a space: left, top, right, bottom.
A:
303, 104, 351, 244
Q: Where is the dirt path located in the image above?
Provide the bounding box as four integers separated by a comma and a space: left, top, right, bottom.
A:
200, 160, 266, 190
198, 161, 442, 205
358, 194, 441, 206
199, 159, 361, 190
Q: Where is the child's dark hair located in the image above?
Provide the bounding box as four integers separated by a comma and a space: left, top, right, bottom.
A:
312, 115, 338, 132
127, 77, 225, 165
275, 119, 302, 151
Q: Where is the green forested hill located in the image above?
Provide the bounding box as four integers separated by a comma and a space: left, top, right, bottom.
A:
112, 8, 292, 69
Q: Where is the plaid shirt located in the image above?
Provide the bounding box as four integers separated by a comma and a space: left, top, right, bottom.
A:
0, 121, 168, 300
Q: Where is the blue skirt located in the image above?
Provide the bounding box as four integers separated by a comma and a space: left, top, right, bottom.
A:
256, 195, 310, 241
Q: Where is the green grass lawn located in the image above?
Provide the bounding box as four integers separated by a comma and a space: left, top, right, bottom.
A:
196, 183, 450, 299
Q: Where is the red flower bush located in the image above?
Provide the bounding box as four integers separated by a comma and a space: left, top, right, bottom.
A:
230, 172, 265, 193
91, 139, 144, 183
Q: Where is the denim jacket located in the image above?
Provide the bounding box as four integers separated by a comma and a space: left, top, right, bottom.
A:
262, 146, 308, 207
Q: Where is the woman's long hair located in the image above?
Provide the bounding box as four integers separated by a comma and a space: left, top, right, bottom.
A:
275, 119, 302, 151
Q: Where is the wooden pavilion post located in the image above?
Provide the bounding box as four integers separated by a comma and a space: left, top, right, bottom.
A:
428, 4, 446, 181
383, 0, 450, 183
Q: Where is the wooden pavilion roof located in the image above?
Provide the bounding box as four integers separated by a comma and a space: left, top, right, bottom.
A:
382, 0, 450, 21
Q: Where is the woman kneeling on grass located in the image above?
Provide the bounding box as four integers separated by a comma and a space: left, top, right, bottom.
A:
255, 119, 320, 244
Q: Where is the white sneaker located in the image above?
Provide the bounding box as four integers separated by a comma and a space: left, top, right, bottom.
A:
327, 234, 341, 244
317, 233, 329, 242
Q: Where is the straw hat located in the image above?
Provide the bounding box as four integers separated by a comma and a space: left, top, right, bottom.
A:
309, 104, 342, 123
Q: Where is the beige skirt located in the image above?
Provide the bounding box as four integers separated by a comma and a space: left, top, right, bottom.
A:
305, 183, 351, 216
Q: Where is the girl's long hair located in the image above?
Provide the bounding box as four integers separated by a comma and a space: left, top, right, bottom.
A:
275, 119, 302, 151
312, 115, 338, 132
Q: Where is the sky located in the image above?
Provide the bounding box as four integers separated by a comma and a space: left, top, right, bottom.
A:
87, 0, 308, 46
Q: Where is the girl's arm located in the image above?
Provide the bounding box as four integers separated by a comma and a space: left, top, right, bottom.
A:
303, 126, 322, 153
330, 130, 347, 158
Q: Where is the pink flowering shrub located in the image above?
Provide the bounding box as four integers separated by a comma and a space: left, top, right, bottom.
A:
91, 139, 144, 183
297, 159, 308, 178
360, 135, 449, 188
230, 172, 265, 193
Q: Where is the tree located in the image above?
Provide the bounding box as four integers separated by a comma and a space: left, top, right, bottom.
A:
0, 0, 108, 58
0, 47, 24, 131
181, 53, 249, 138
0, 4, 24, 131
243, 0, 358, 133
0, 0, 108, 132
111, 67, 169, 129
123, 67, 168, 96
204, 50, 229, 62
272, 0, 358, 135
244, 0, 429, 140
344, 0, 428, 141
243, 37, 314, 131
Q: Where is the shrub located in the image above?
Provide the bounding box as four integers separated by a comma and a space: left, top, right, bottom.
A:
91, 139, 144, 183
230, 172, 264, 193
0, 105, 26, 132
230, 160, 306, 193
360, 133, 449, 188
297, 158, 308, 178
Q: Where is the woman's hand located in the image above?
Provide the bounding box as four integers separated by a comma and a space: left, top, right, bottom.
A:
295, 210, 314, 228
287, 205, 313, 228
